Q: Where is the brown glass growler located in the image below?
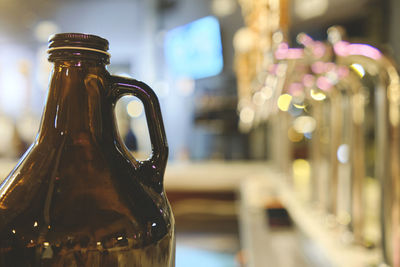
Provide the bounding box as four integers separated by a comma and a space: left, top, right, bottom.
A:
0, 33, 175, 266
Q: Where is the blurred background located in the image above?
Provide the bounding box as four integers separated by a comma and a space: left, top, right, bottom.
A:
0, 0, 400, 266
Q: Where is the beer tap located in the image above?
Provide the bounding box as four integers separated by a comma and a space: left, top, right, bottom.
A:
296, 33, 337, 211
329, 26, 400, 263
267, 32, 306, 178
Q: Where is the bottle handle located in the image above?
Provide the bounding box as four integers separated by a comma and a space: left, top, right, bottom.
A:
110, 75, 169, 175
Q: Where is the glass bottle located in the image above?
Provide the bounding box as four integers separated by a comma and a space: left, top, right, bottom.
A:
0, 33, 175, 266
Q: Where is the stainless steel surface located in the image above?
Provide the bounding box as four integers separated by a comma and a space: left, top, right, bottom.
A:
328, 26, 400, 264
261, 25, 400, 265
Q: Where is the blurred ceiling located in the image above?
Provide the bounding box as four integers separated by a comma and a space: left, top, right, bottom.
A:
290, 0, 380, 30
0, 0, 143, 45
0, 0, 56, 43
0, 0, 382, 45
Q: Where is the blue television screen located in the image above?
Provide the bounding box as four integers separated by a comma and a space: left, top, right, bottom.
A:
164, 16, 223, 79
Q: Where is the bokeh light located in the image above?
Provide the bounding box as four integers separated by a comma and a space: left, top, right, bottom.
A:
277, 94, 292, 111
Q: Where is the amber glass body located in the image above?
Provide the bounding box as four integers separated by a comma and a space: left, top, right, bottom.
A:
0, 35, 174, 267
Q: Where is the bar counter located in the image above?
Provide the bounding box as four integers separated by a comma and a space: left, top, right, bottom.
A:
0, 160, 383, 266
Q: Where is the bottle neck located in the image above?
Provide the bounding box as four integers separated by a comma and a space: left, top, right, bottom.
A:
38, 60, 111, 143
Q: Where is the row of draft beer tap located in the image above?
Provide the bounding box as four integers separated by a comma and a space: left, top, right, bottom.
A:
239, 26, 400, 267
